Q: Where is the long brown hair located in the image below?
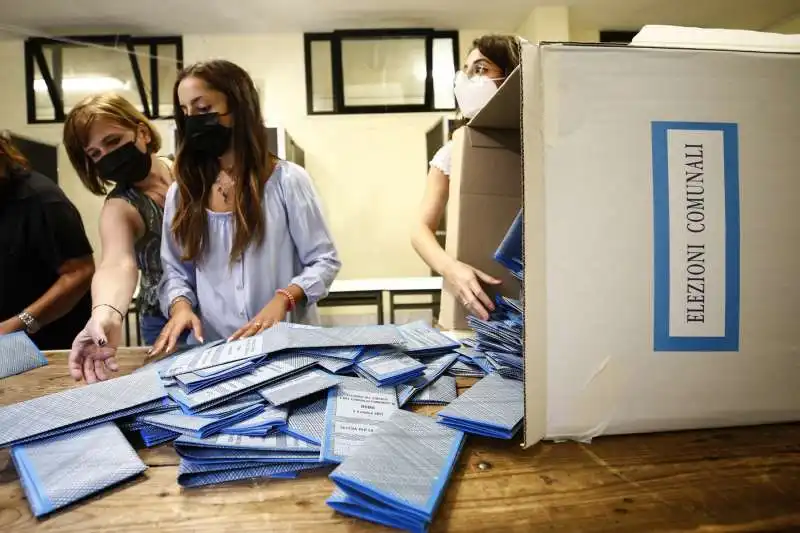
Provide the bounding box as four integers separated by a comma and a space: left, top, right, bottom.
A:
172, 60, 274, 263
63, 93, 162, 195
0, 132, 31, 179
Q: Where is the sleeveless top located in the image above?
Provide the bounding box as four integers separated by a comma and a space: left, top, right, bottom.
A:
105, 157, 172, 318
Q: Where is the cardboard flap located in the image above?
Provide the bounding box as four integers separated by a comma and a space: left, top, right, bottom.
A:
469, 67, 521, 131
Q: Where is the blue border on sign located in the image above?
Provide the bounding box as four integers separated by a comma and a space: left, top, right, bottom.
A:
652, 121, 740, 352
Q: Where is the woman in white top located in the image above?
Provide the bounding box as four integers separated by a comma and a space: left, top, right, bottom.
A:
411, 34, 521, 320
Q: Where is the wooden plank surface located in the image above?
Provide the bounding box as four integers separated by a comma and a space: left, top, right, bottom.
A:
1, 349, 799, 532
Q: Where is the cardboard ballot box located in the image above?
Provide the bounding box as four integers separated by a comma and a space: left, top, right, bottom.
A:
442, 41, 800, 448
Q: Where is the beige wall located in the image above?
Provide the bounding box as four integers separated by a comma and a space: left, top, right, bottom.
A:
0, 30, 493, 281
515, 6, 600, 44
769, 13, 800, 33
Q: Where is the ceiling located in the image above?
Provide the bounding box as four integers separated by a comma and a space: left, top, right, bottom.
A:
0, 0, 797, 38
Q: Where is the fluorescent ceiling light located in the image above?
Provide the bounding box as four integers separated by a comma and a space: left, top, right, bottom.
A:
33, 76, 131, 93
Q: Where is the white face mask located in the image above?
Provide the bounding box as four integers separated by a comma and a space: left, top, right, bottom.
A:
453, 71, 504, 119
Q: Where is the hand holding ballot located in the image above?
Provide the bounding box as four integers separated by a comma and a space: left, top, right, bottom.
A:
443, 259, 501, 320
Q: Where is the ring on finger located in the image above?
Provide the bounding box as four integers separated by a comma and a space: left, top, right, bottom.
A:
253, 321, 262, 329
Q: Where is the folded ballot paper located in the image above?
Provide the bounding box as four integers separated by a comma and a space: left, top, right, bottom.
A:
194, 393, 264, 418
257, 368, 342, 406
437, 373, 524, 439
314, 356, 355, 374
281, 395, 327, 445
166, 354, 318, 413
466, 313, 522, 356
396, 353, 459, 406
494, 208, 523, 279
11, 422, 147, 517
354, 347, 426, 387
293, 346, 365, 362
446, 360, 486, 378
322, 377, 399, 463
177, 458, 323, 488
174, 433, 323, 463
174, 359, 258, 393
328, 409, 466, 533
396, 321, 461, 356
409, 376, 458, 406
138, 425, 180, 447
0, 332, 48, 379
161, 324, 402, 377
138, 402, 265, 439
0, 370, 166, 447
221, 404, 288, 436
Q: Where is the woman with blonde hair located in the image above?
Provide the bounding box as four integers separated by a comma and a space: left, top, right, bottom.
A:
63, 93, 180, 382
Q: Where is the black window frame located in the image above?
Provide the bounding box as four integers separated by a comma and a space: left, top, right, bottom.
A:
304, 28, 459, 116
24, 35, 183, 124
599, 30, 639, 44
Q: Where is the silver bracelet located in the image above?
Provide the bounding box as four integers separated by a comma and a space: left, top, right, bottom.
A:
17, 311, 41, 334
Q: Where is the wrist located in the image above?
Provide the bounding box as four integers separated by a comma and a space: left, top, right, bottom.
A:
92, 305, 124, 326
440, 257, 458, 278
275, 289, 296, 312
17, 311, 41, 334
169, 296, 192, 317
2, 316, 25, 334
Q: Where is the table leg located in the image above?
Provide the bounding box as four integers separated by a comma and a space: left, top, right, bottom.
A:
377, 291, 385, 325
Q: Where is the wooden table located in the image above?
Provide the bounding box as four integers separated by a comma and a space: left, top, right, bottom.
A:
1, 350, 799, 532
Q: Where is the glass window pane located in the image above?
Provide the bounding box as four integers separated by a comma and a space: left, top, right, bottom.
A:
310, 40, 333, 112
134, 44, 152, 111
156, 44, 179, 117
52, 43, 140, 115
32, 56, 56, 121
432, 38, 456, 110
341, 37, 425, 107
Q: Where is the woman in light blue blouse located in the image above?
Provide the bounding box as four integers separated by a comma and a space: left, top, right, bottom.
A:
150, 59, 341, 355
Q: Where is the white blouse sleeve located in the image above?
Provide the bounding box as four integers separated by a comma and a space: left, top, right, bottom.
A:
429, 141, 453, 176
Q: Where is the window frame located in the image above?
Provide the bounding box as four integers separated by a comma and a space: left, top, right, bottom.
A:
303, 28, 459, 116
24, 35, 183, 124
599, 30, 639, 44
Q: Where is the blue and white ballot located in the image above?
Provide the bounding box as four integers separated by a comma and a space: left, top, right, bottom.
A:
322, 377, 399, 463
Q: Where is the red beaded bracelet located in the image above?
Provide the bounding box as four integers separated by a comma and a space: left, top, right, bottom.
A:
276, 289, 296, 311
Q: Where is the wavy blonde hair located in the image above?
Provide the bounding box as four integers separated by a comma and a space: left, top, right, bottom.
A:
63, 93, 162, 195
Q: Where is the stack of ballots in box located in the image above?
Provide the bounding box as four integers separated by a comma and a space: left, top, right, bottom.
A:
458, 207, 524, 383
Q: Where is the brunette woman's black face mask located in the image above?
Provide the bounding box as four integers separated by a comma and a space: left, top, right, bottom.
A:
183, 112, 232, 157
95, 141, 152, 186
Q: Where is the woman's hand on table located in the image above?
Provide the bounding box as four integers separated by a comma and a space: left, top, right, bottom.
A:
443, 260, 501, 321
228, 294, 289, 341
149, 298, 204, 357
68, 310, 122, 383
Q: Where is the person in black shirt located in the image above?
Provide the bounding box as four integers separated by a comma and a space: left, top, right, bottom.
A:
0, 133, 95, 350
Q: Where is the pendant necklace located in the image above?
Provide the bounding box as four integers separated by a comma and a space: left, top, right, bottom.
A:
216, 166, 235, 204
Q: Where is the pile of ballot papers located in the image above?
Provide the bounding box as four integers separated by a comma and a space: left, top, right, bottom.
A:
0, 321, 473, 521
0, 204, 531, 530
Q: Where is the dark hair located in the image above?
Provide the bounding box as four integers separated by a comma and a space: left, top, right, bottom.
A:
0, 132, 31, 179
471, 34, 522, 76
172, 59, 275, 263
